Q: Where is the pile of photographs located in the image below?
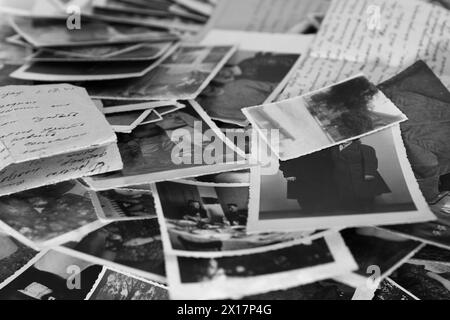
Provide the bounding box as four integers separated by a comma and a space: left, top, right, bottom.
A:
0, 0, 450, 301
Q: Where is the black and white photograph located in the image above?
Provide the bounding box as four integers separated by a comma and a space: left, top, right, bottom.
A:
0, 0, 449, 304
83, 100, 248, 191
165, 233, 357, 299
85, 267, 169, 300
243, 75, 407, 160
247, 127, 435, 232
0, 180, 103, 249
90, 186, 157, 221
389, 245, 450, 300
0, 250, 102, 300
0, 232, 37, 284
196, 30, 312, 126
86, 45, 236, 100
60, 218, 166, 283
153, 179, 322, 257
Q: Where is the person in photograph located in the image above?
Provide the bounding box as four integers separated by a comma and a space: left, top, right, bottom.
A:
183, 200, 208, 222
330, 140, 391, 211
279, 148, 337, 212
198, 53, 298, 124
225, 203, 247, 226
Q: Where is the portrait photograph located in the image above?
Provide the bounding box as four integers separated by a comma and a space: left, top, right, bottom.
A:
247, 127, 435, 232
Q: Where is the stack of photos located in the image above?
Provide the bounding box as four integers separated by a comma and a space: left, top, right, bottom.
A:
83, 100, 249, 190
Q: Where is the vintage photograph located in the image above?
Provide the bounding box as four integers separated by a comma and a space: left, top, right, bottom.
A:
0, 232, 36, 284
86, 268, 169, 300
154, 179, 319, 257
243, 75, 407, 160
100, 99, 180, 114
195, 32, 306, 126
60, 218, 166, 282
90, 186, 157, 221
87, 45, 236, 100
105, 109, 155, 133
0, 180, 103, 248
334, 227, 423, 287
0, 250, 102, 300
247, 127, 434, 232
165, 233, 357, 299
83, 101, 248, 191
389, 245, 450, 300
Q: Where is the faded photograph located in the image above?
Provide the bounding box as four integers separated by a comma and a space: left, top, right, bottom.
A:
63, 219, 166, 278
0, 250, 101, 300
372, 279, 415, 300
243, 75, 406, 160
197, 50, 299, 126
87, 269, 168, 300
0, 180, 98, 244
87, 45, 235, 100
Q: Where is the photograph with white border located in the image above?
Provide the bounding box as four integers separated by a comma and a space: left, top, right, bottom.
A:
165, 232, 357, 299
243, 75, 407, 160
247, 126, 435, 232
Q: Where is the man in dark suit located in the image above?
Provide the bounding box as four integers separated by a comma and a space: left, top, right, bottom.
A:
331, 140, 391, 210
279, 148, 338, 212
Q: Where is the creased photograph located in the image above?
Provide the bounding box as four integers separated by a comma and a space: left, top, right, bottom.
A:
243, 75, 407, 160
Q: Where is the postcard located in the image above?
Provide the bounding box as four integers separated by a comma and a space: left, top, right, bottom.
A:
9, 16, 178, 48
0, 180, 105, 250
388, 245, 450, 300
0, 84, 122, 196
165, 233, 357, 299
10, 44, 178, 82
89, 185, 157, 221
243, 75, 407, 160
86, 44, 237, 100
0, 249, 102, 300
83, 100, 249, 191
197, 30, 313, 126
59, 218, 167, 283
85, 267, 169, 300
153, 179, 327, 258
247, 127, 435, 232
